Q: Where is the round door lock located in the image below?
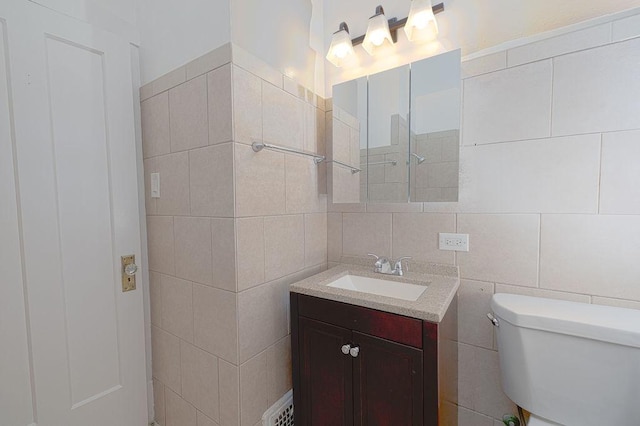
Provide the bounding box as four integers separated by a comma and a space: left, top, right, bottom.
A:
349, 346, 360, 358
341, 344, 351, 355
124, 263, 138, 276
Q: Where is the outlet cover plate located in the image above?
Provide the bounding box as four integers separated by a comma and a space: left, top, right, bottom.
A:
439, 233, 469, 252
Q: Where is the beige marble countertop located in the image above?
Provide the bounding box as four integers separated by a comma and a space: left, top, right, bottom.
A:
289, 257, 460, 323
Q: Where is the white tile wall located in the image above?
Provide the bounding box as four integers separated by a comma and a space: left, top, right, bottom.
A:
599, 130, 640, 214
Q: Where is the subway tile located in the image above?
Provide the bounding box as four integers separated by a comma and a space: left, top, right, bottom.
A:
174, 217, 212, 286
285, 155, 324, 214
157, 152, 190, 216
219, 360, 240, 426
266, 336, 292, 406
141, 92, 171, 158
232, 66, 262, 145
189, 144, 234, 217
211, 218, 237, 292
612, 13, 640, 41
151, 325, 181, 394
263, 82, 304, 150
458, 343, 516, 419
234, 143, 286, 217
540, 215, 640, 301
181, 340, 219, 422
165, 388, 197, 426
186, 43, 232, 80
462, 60, 552, 145
147, 216, 175, 275
327, 212, 343, 262
238, 281, 288, 363
239, 352, 269, 426
591, 296, 640, 311
461, 51, 507, 79
600, 130, 640, 214
458, 280, 495, 349
458, 135, 601, 214
193, 284, 238, 364
161, 275, 194, 343
343, 213, 392, 258
208, 64, 233, 145
169, 75, 208, 152
457, 214, 539, 286
494, 283, 591, 304
235, 217, 265, 291
304, 213, 327, 267
143, 158, 158, 215
552, 38, 640, 136
507, 24, 610, 67
153, 378, 166, 426
391, 213, 455, 264
264, 215, 305, 282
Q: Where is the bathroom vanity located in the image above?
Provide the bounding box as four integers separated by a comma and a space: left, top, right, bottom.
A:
290, 260, 459, 425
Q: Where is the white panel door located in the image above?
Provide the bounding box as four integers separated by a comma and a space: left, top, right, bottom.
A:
1, 1, 148, 425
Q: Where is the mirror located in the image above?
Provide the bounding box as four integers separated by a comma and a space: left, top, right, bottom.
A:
330, 49, 461, 203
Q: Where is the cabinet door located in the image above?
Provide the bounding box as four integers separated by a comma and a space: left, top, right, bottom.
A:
353, 331, 423, 426
298, 317, 354, 426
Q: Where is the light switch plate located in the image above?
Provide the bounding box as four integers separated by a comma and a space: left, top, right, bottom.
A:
151, 173, 160, 198
439, 233, 469, 252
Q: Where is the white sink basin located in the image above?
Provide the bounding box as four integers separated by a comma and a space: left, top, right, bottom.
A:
327, 274, 427, 301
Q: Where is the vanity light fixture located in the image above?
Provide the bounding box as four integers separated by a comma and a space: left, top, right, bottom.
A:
362, 6, 394, 55
326, 2, 444, 64
326, 22, 355, 67
404, 0, 439, 42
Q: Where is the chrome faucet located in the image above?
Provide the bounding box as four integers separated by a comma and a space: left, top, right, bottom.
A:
368, 254, 412, 276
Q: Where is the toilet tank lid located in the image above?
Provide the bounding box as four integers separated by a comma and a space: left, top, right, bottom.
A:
491, 293, 640, 349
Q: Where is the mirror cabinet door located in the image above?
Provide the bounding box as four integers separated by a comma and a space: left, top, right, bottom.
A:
331, 77, 367, 203
409, 50, 461, 202
367, 65, 410, 203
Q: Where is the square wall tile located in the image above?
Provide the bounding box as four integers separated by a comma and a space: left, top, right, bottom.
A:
285, 155, 324, 214
462, 60, 552, 145
157, 152, 190, 216
235, 143, 286, 217
219, 360, 240, 426
196, 411, 218, 426
193, 284, 238, 364
185, 43, 231, 80
457, 214, 539, 286
232, 66, 262, 145
264, 215, 305, 282
211, 218, 237, 292
327, 212, 343, 262
266, 336, 292, 406
552, 38, 640, 136
238, 281, 288, 363
174, 217, 212, 286
161, 275, 194, 343
169, 75, 208, 152
263, 81, 304, 150
305, 213, 327, 267
600, 130, 640, 214
494, 283, 591, 304
540, 215, 640, 301
147, 216, 175, 275
235, 217, 265, 291
458, 280, 494, 349
343, 213, 392, 258
189, 144, 234, 217
208, 64, 233, 145
392, 213, 455, 264
149, 271, 163, 327
165, 388, 197, 426
151, 325, 181, 394
239, 352, 268, 426
181, 340, 220, 422
141, 92, 170, 158
153, 378, 166, 426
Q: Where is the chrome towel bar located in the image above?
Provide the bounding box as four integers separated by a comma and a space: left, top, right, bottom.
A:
251, 141, 325, 164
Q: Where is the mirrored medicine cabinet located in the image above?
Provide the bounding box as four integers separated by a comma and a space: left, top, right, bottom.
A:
330, 49, 461, 204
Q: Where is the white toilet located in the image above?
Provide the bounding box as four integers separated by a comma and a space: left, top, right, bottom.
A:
490, 293, 640, 426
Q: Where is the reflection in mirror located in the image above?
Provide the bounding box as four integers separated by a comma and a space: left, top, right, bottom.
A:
409, 50, 461, 202
330, 77, 367, 203
367, 65, 410, 203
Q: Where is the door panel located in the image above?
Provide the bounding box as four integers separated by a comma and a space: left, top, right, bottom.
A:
299, 317, 353, 426
353, 331, 423, 426
1, 1, 147, 424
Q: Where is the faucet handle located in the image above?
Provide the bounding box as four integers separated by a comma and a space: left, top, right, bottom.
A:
394, 256, 412, 273
367, 253, 379, 260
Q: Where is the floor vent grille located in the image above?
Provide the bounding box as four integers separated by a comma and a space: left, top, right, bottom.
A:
262, 390, 294, 426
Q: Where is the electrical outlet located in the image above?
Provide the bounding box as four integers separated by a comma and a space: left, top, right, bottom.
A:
439, 233, 469, 252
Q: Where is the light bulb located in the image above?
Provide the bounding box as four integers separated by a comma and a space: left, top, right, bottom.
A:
370, 30, 386, 46
413, 11, 431, 29
334, 43, 350, 58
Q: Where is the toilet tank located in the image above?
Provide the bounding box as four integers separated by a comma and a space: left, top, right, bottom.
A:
491, 294, 640, 426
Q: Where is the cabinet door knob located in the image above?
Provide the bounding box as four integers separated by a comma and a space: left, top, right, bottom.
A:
349, 346, 360, 358
341, 344, 351, 355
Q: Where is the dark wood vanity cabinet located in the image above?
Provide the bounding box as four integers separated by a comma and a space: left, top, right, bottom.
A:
291, 293, 458, 426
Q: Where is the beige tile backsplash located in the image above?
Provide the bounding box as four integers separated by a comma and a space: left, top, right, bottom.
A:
144, 24, 640, 425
